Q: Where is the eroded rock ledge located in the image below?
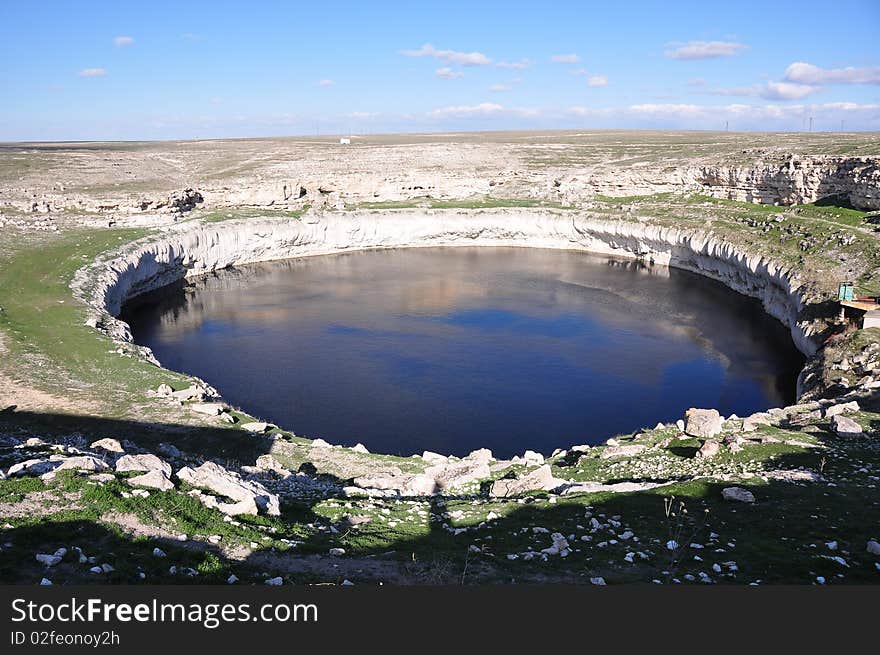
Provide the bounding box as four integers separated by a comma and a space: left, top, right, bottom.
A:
74, 208, 822, 368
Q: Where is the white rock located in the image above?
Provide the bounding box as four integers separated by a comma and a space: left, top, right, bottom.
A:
40, 578, 52, 586
831, 415, 863, 438
35, 553, 62, 566
522, 450, 545, 465
265, 576, 283, 586
329, 548, 345, 556
127, 469, 174, 491
722, 487, 755, 503
190, 402, 226, 416
153, 548, 166, 558
684, 408, 723, 438
116, 454, 172, 477
227, 574, 239, 584
590, 577, 607, 586
867, 539, 880, 556
241, 422, 270, 433
351, 443, 370, 454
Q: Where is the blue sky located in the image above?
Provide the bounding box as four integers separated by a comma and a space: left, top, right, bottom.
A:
2, 0, 879, 140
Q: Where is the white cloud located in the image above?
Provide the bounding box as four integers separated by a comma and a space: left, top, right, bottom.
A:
571, 68, 589, 76
687, 78, 707, 87
113, 36, 134, 47
665, 40, 747, 60
209, 97, 223, 105
317, 79, 334, 87
490, 84, 511, 92
496, 59, 532, 70
429, 102, 504, 117
551, 53, 580, 64
436, 67, 463, 79
587, 75, 608, 87
784, 61, 880, 85
711, 81, 819, 101
77, 68, 107, 77
401, 43, 491, 66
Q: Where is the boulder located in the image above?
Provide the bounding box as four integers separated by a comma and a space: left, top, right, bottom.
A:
522, 450, 545, 465
189, 402, 226, 416
722, 487, 755, 503
241, 422, 270, 433
425, 459, 490, 490
831, 415, 863, 438
7, 458, 59, 477
127, 470, 174, 491
685, 408, 723, 438
867, 540, 880, 556
52, 455, 109, 474
156, 383, 174, 396
116, 454, 172, 477
489, 465, 562, 497
177, 461, 280, 516
171, 386, 204, 401
824, 401, 860, 418
696, 440, 721, 459
421, 451, 448, 465
90, 438, 124, 454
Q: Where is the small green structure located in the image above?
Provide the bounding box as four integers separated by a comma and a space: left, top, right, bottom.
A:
838, 281, 855, 302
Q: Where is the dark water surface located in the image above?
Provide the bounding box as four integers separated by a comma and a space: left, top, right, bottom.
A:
122, 247, 804, 458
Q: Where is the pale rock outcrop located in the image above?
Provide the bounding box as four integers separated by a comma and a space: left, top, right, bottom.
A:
127, 469, 174, 491
90, 438, 124, 454
489, 465, 562, 497
824, 401, 860, 418
115, 454, 172, 477
177, 461, 280, 516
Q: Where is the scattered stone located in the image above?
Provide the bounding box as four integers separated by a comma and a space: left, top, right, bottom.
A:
265, 577, 283, 586
867, 540, 880, 556
171, 386, 205, 401
599, 444, 646, 460
227, 574, 239, 584
722, 487, 755, 503
156, 383, 173, 396
425, 458, 490, 490
152, 547, 166, 558
684, 408, 723, 438
329, 548, 345, 557
590, 577, 607, 586
351, 443, 370, 454
522, 450, 545, 465
40, 578, 52, 586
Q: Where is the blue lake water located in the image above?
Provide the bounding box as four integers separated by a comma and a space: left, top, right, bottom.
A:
121, 247, 804, 457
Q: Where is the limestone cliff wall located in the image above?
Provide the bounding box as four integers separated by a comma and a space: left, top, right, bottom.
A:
73, 210, 821, 368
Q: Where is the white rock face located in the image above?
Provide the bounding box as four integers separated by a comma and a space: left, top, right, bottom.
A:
127, 469, 174, 491
74, 210, 818, 366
